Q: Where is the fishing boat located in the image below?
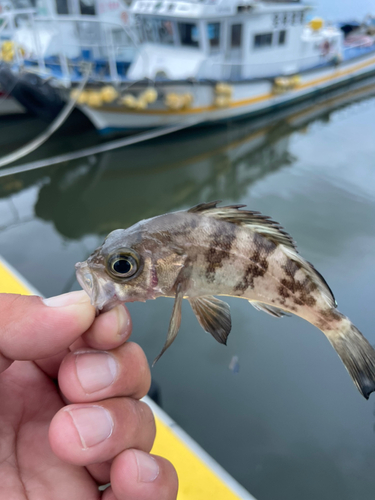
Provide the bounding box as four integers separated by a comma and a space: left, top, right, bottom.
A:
75, 0, 375, 132
0, 0, 137, 119
74, 0, 375, 133
2, 0, 375, 134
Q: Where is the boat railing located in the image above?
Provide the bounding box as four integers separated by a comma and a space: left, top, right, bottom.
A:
196, 48, 352, 81
0, 9, 140, 84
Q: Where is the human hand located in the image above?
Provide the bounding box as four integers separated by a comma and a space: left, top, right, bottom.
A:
0, 291, 178, 500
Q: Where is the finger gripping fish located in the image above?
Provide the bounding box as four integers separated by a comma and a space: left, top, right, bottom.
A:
75, 201, 375, 399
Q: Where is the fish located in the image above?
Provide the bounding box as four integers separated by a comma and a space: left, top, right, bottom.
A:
75, 201, 375, 399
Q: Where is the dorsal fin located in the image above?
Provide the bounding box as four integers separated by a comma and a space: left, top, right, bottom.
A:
188, 201, 297, 250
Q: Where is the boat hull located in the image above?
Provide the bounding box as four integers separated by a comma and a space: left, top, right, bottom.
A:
79, 51, 375, 134
0, 92, 26, 116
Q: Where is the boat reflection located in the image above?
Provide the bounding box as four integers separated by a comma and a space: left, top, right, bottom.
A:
0, 76, 374, 241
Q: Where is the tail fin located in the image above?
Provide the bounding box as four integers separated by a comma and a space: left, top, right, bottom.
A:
326, 320, 375, 399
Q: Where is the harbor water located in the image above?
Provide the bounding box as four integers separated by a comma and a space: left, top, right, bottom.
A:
0, 78, 375, 498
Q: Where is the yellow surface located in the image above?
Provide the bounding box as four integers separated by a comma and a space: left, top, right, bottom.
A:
152, 419, 241, 499
0, 259, 245, 500
309, 17, 324, 30
0, 263, 32, 295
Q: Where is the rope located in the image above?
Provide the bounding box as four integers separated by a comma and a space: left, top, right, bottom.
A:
0, 118, 202, 178
0, 65, 91, 168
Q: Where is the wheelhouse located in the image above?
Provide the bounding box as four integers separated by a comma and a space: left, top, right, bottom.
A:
129, 0, 326, 80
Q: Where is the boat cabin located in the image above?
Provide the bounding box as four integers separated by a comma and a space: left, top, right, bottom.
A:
2, 0, 133, 64
128, 0, 342, 81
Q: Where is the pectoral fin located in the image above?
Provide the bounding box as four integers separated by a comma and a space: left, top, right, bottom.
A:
189, 296, 231, 345
153, 281, 184, 366
250, 301, 288, 318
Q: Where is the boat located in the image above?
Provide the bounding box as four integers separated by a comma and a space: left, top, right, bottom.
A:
75, 0, 375, 133
2, 0, 375, 134
0, 0, 137, 119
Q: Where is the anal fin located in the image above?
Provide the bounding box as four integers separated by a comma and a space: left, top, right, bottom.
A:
250, 301, 288, 318
189, 296, 231, 345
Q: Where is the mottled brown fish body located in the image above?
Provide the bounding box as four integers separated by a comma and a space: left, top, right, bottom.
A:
76, 202, 375, 399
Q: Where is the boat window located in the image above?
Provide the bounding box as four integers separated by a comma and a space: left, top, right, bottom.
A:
253, 33, 273, 49
56, 0, 69, 15
79, 0, 95, 15
207, 22, 221, 50
230, 24, 242, 48
141, 18, 156, 43
278, 30, 286, 45
112, 28, 131, 48
155, 19, 175, 45
178, 22, 199, 47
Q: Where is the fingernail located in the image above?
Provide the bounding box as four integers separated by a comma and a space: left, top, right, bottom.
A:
133, 450, 160, 483
75, 351, 118, 393
116, 305, 131, 338
66, 406, 113, 449
43, 290, 90, 308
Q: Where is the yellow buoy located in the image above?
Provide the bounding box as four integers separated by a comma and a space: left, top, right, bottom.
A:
1, 40, 15, 62
274, 76, 290, 88
121, 94, 137, 108
141, 87, 158, 104
309, 17, 324, 31
214, 95, 231, 108
165, 93, 183, 110
182, 93, 193, 108
77, 90, 89, 105
215, 83, 233, 97
290, 75, 301, 87
165, 92, 193, 110
135, 98, 148, 110
100, 85, 118, 103
86, 91, 103, 107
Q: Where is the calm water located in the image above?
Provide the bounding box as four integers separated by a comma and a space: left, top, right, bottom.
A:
0, 79, 375, 500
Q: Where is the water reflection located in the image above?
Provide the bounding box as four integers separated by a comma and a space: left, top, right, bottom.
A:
0, 77, 373, 242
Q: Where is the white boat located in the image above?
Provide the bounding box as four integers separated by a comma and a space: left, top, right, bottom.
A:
74, 0, 375, 133
0, 0, 137, 118
2, 0, 375, 133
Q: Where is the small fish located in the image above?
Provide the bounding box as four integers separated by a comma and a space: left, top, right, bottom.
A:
75, 201, 375, 399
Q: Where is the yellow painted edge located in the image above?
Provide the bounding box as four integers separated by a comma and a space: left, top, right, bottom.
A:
0, 258, 248, 500
297, 56, 375, 90
151, 420, 245, 500
95, 55, 375, 116
0, 262, 32, 295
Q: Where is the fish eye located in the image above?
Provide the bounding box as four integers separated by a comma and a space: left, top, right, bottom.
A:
107, 249, 140, 280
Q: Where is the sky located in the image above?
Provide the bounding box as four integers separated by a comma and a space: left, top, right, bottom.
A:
310, 0, 374, 22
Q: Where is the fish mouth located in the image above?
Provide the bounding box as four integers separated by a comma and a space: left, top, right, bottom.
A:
75, 261, 120, 313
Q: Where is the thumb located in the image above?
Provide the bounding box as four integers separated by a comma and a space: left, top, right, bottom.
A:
0, 291, 95, 372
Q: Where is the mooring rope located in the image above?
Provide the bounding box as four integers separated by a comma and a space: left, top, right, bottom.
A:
0, 64, 92, 168
0, 118, 202, 178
